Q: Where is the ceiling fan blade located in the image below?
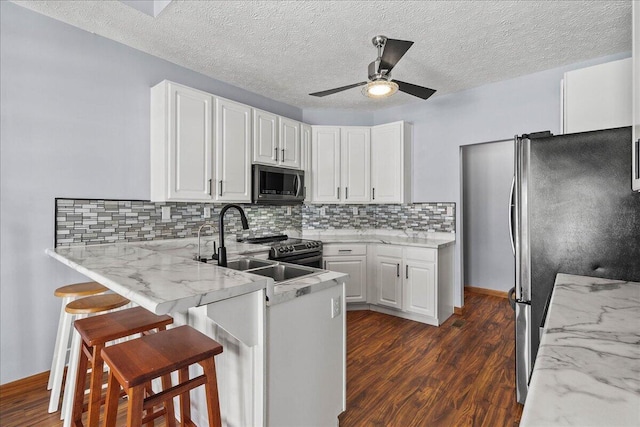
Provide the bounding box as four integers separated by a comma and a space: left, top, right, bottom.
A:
309, 82, 368, 97
379, 38, 414, 73
394, 80, 437, 100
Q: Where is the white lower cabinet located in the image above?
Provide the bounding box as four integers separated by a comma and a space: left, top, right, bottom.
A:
323, 244, 367, 303
370, 244, 453, 326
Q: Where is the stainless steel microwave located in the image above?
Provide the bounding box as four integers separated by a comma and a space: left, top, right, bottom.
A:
252, 164, 305, 204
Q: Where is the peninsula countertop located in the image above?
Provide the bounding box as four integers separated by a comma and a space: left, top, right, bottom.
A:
520, 273, 640, 426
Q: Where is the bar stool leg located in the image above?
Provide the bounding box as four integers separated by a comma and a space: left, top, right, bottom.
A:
61, 314, 86, 424
127, 385, 145, 427
103, 371, 120, 427
178, 367, 191, 426
48, 296, 72, 390
201, 358, 222, 427
160, 374, 177, 427
48, 297, 73, 412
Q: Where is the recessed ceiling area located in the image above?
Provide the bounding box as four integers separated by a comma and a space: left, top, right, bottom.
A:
12, 1, 631, 111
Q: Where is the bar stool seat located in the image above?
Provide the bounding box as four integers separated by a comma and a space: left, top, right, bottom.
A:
59, 294, 130, 426
102, 325, 223, 427
70, 306, 173, 427
48, 282, 110, 414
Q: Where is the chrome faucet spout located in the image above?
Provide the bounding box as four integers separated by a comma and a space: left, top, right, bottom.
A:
196, 222, 217, 262
218, 204, 250, 267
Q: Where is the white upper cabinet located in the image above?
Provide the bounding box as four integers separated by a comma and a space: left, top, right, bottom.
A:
252, 110, 302, 169
341, 127, 371, 203
252, 109, 279, 166
151, 81, 214, 202
633, 2, 639, 191
312, 126, 341, 203
301, 124, 312, 201
215, 98, 251, 202
279, 117, 301, 169
562, 58, 632, 134
150, 80, 252, 203
370, 121, 412, 204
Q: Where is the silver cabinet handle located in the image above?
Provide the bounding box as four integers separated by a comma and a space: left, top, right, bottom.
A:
338, 249, 352, 253
396, 263, 400, 277
274, 147, 278, 162
345, 187, 348, 200
324, 260, 327, 269
337, 187, 340, 199
636, 139, 639, 179
372, 188, 375, 200
208, 179, 212, 195
219, 180, 223, 196
281, 148, 285, 161
406, 265, 409, 279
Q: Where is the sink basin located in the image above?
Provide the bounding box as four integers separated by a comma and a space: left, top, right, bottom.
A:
225, 258, 272, 271
249, 264, 317, 283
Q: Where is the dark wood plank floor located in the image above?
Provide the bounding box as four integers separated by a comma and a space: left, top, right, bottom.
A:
0, 291, 522, 427
339, 291, 523, 427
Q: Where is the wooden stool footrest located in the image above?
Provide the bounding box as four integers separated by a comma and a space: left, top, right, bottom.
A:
144, 375, 207, 411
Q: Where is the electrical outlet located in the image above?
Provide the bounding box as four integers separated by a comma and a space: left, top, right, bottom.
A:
286, 206, 292, 215
352, 207, 359, 216
446, 206, 453, 216
204, 207, 211, 218
320, 207, 326, 216
161, 206, 171, 221
331, 297, 341, 319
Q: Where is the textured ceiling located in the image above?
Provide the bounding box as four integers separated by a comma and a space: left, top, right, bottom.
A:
12, 1, 632, 111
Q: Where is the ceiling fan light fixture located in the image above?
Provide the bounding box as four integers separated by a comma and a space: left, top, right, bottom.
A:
362, 80, 399, 99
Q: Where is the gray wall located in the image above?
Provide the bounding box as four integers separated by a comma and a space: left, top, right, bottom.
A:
0, 2, 301, 385
462, 140, 514, 292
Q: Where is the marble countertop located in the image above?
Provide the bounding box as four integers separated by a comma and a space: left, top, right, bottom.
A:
302, 229, 455, 249
520, 273, 640, 426
46, 236, 345, 313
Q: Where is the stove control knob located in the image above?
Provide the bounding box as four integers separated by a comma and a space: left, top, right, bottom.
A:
278, 247, 285, 253
288, 246, 294, 252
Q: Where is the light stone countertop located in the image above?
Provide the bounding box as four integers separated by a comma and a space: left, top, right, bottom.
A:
46, 235, 346, 313
520, 273, 640, 427
303, 229, 455, 249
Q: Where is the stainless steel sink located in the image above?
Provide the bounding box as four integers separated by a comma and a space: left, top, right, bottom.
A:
247, 264, 317, 283
225, 258, 272, 271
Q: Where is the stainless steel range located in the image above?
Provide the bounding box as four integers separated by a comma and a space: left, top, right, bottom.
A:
239, 235, 323, 268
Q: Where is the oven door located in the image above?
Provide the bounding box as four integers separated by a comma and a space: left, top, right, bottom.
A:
271, 252, 322, 269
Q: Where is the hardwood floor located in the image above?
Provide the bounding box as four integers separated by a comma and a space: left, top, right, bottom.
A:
339, 291, 524, 427
0, 292, 522, 427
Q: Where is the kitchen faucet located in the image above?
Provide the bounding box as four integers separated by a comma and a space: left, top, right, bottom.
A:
215, 204, 249, 267
195, 222, 218, 262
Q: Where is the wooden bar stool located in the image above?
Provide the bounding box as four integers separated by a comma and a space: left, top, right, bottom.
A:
59, 294, 130, 426
48, 282, 109, 413
101, 325, 223, 427
70, 306, 174, 427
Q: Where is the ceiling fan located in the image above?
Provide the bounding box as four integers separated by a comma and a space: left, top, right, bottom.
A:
309, 35, 436, 100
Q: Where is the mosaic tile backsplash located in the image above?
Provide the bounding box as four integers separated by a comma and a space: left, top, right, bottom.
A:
55, 199, 302, 246
55, 199, 455, 247
302, 203, 455, 233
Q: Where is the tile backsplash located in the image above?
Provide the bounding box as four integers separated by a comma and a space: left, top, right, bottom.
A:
55, 199, 455, 247
302, 203, 455, 233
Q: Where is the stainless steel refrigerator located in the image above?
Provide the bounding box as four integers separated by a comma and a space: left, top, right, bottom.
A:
508, 126, 640, 404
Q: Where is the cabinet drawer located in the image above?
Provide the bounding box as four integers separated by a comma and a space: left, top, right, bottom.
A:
323, 244, 367, 256
375, 244, 403, 258
404, 247, 436, 263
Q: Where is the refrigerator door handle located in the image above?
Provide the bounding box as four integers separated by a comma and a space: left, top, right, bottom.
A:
508, 176, 516, 256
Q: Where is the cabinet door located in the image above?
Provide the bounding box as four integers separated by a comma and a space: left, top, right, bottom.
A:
373, 253, 403, 309
279, 117, 301, 169
324, 256, 367, 303
301, 124, 312, 201
167, 83, 214, 201
312, 127, 341, 203
633, 1, 640, 191
216, 98, 251, 202
341, 127, 371, 203
371, 122, 404, 203
253, 109, 278, 165
404, 261, 436, 318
